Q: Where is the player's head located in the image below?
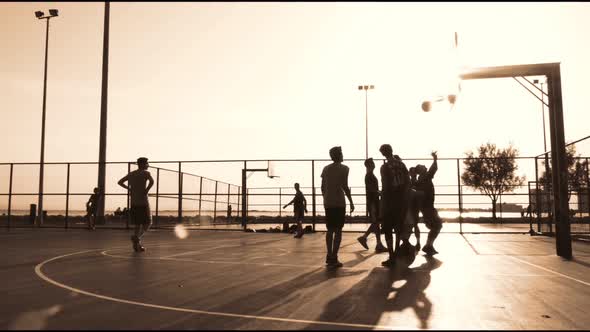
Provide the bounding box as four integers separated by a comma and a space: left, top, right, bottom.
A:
329, 146, 343, 162
137, 157, 149, 170
416, 164, 427, 175
409, 167, 416, 177
379, 144, 393, 158
93, 187, 99, 194
364, 158, 375, 171
294, 182, 300, 190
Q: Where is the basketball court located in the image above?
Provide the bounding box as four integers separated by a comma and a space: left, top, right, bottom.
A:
1, 228, 589, 330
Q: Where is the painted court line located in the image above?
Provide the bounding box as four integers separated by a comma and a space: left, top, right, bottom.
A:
35, 249, 410, 330
505, 255, 590, 287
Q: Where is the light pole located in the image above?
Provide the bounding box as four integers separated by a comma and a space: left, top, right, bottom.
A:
357, 85, 374, 159
34, 9, 59, 226
534, 79, 548, 154
534, 78, 551, 222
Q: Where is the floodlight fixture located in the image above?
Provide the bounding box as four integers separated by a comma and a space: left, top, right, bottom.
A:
35, 11, 44, 18
49, 9, 59, 17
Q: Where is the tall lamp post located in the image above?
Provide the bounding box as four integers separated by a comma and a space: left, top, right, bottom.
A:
357, 85, 374, 159
534, 79, 548, 155
34, 9, 59, 226
534, 78, 551, 224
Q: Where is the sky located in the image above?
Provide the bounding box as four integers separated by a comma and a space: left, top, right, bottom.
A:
2, 2, 590, 211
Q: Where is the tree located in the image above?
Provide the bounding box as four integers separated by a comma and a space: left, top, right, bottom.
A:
539, 144, 589, 202
461, 143, 526, 220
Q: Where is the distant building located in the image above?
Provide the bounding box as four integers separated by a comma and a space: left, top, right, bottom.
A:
498, 202, 524, 213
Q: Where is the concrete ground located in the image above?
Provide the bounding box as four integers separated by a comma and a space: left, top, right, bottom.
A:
1, 228, 589, 330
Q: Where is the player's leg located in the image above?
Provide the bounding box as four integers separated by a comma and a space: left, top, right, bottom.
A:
330, 208, 345, 267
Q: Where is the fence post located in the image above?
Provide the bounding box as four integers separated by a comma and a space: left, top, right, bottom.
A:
65, 163, 70, 229
312, 160, 316, 232
126, 162, 130, 230
528, 181, 533, 234
535, 156, 542, 233
241, 161, 247, 230
279, 187, 282, 218
155, 168, 160, 228
586, 158, 589, 233
237, 185, 240, 219
213, 181, 218, 223
227, 183, 231, 222
545, 152, 553, 234
456, 159, 463, 234
7, 163, 13, 229
198, 177, 203, 218
178, 162, 183, 224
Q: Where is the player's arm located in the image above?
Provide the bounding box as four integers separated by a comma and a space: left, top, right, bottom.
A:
303, 195, 308, 212
117, 174, 129, 190
283, 198, 294, 209
321, 171, 326, 197
428, 152, 438, 178
343, 169, 354, 213
146, 172, 154, 193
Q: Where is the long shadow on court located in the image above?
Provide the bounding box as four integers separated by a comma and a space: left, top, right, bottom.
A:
302, 256, 443, 330
169, 267, 368, 329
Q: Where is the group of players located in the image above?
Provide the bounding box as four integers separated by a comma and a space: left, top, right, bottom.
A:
87, 148, 442, 261
284, 145, 442, 268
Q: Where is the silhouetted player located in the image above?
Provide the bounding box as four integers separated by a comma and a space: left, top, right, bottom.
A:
357, 158, 387, 252
118, 157, 154, 252
85, 187, 99, 230
283, 182, 308, 238
321, 146, 354, 268
379, 144, 410, 267
414, 151, 442, 255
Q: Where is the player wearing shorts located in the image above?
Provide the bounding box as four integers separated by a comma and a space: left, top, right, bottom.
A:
118, 157, 154, 252
85, 187, 99, 230
283, 182, 308, 238
357, 158, 387, 252
379, 144, 410, 267
415, 151, 442, 255
321, 146, 354, 268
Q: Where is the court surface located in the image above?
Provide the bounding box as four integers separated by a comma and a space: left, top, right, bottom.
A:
1, 228, 590, 330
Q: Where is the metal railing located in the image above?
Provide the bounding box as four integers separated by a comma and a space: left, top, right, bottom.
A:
1, 155, 589, 234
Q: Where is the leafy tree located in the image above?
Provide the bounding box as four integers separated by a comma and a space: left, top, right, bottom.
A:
461, 143, 526, 220
538, 144, 589, 201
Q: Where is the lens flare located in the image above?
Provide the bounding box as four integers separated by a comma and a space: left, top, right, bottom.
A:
174, 224, 189, 239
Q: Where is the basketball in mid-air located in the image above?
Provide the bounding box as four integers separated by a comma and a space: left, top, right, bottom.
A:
421, 101, 432, 112
447, 94, 457, 105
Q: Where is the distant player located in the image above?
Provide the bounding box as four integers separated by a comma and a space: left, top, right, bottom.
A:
85, 187, 99, 230
118, 157, 154, 252
321, 146, 354, 268
357, 158, 387, 252
283, 182, 308, 238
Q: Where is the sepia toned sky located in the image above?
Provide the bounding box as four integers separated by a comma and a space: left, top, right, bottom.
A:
2, 2, 590, 203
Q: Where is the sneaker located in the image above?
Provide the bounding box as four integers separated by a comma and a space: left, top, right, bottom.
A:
422, 245, 438, 256
381, 258, 395, 267
357, 236, 369, 250
131, 236, 139, 252
137, 244, 146, 252
375, 244, 388, 253
325, 255, 332, 265
328, 259, 343, 268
